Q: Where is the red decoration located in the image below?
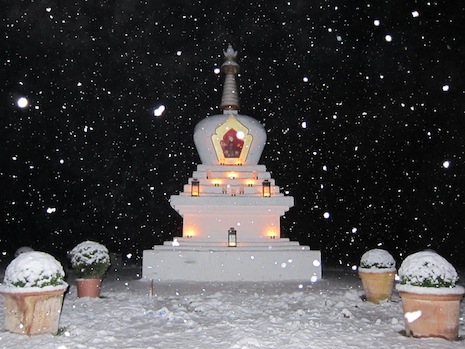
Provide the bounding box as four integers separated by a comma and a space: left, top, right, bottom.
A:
220, 129, 243, 158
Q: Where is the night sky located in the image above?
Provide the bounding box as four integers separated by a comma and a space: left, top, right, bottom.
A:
2, 1, 465, 268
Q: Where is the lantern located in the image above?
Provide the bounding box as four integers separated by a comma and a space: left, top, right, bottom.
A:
191, 178, 200, 196
228, 227, 237, 247
262, 179, 271, 197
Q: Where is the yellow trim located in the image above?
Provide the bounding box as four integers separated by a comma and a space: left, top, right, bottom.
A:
211, 115, 253, 165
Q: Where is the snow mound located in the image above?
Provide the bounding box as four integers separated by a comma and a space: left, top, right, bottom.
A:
1, 251, 67, 290
359, 248, 396, 272
396, 250, 463, 292
70, 241, 110, 265
69, 241, 110, 279
14, 246, 34, 257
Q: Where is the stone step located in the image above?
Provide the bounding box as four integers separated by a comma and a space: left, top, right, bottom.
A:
162, 237, 297, 245
153, 245, 311, 251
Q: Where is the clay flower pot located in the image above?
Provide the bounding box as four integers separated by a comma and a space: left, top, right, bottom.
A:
69, 241, 110, 298
76, 278, 102, 298
359, 270, 396, 304
396, 250, 465, 341
1, 287, 67, 335
0, 251, 68, 335
398, 291, 463, 340
358, 249, 396, 303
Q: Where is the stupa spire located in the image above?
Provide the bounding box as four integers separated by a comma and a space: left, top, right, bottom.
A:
220, 45, 240, 111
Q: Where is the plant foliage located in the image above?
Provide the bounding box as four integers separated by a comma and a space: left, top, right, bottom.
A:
70, 241, 111, 279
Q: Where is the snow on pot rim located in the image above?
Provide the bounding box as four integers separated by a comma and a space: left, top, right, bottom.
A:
395, 250, 464, 295
358, 248, 396, 273
0, 251, 68, 293
0, 283, 68, 294
396, 283, 464, 295
358, 267, 396, 274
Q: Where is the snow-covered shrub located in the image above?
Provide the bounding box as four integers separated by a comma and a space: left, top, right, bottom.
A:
2, 251, 67, 289
14, 246, 34, 257
397, 250, 462, 289
69, 241, 110, 279
359, 249, 396, 271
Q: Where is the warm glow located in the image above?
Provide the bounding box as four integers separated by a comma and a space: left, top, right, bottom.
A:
185, 229, 195, 238
191, 179, 200, 196
228, 172, 238, 179
246, 180, 254, 187
212, 179, 222, 187
228, 227, 237, 247
211, 115, 253, 166
262, 179, 271, 197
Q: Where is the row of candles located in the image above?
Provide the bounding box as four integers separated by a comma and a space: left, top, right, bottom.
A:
191, 178, 271, 197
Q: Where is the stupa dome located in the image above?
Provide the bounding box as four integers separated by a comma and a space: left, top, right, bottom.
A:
193, 46, 266, 166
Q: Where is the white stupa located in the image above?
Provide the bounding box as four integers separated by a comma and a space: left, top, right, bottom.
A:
143, 46, 321, 281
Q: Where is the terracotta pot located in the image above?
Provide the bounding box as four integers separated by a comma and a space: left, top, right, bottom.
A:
359, 270, 395, 303
399, 291, 464, 341
76, 278, 102, 298
1, 287, 67, 335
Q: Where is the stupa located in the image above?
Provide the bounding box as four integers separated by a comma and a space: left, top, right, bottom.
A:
142, 45, 321, 281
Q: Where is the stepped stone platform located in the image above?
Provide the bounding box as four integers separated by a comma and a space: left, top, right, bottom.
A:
142, 238, 322, 282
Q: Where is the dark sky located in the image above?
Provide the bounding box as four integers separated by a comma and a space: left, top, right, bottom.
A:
2, 1, 465, 267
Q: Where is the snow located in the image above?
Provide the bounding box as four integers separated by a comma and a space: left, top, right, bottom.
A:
1, 251, 66, 290
14, 246, 34, 258
396, 283, 465, 295
0, 283, 68, 294
69, 241, 110, 267
397, 250, 461, 289
0, 266, 464, 348
16, 97, 28, 108
359, 249, 396, 272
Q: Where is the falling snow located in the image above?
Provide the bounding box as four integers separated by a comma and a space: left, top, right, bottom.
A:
16, 97, 28, 108
0, 1, 464, 271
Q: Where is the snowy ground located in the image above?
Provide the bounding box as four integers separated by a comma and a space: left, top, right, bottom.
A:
0, 266, 464, 349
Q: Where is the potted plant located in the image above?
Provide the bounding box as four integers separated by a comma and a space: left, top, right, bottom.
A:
396, 250, 464, 340
358, 248, 396, 303
0, 251, 68, 335
14, 246, 34, 257
69, 241, 111, 298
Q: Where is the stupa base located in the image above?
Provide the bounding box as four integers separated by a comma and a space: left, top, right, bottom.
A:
142, 242, 321, 282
